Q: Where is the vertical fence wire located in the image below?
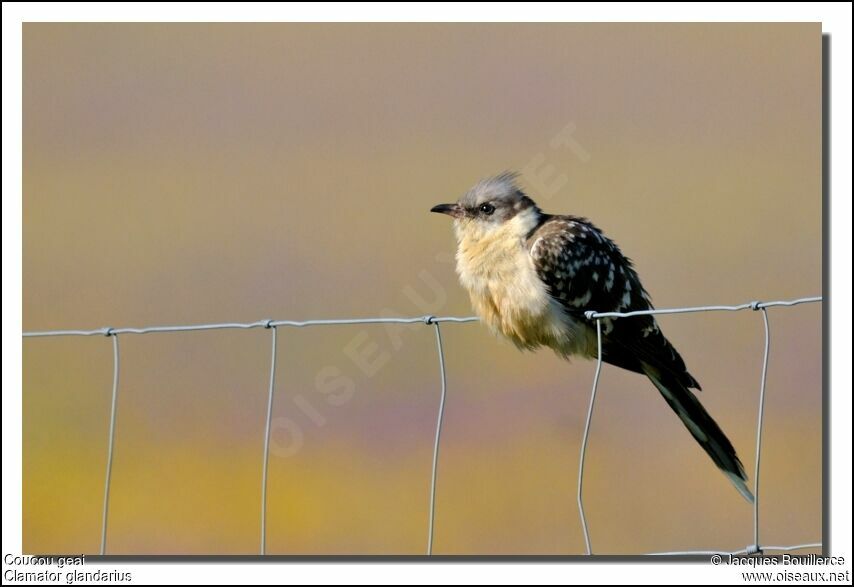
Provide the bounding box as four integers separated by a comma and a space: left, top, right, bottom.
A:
427, 319, 448, 556
260, 323, 278, 555
100, 331, 120, 555
577, 318, 603, 556
753, 307, 771, 551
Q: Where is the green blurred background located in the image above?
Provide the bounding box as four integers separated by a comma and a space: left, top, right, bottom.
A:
23, 23, 822, 555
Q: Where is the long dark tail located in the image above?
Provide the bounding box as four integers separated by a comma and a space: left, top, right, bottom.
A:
642, 363, 754, 503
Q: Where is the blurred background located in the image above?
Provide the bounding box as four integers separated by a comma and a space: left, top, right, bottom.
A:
23, 23, 821, 555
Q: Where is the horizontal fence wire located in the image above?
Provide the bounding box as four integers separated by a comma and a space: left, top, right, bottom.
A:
648, 542, 824, 556
22, 296, 822, 556
21, 316, 479, 338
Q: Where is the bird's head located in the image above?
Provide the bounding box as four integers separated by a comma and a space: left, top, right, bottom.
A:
431, 172, 542, 243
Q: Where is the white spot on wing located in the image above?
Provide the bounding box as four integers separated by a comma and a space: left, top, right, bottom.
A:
621, 291, 631, 308
569, 290, 592, 307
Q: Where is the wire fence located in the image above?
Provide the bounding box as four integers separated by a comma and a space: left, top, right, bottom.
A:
22, 296, 822, 556
581, 296, 822, 556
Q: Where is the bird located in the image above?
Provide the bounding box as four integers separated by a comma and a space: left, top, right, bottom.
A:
430, 171, 753, 502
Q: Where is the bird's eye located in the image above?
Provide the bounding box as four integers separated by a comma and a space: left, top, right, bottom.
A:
479, 203, 495, 215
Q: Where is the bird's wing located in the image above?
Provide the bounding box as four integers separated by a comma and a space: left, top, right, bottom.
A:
528, 216, 699, 389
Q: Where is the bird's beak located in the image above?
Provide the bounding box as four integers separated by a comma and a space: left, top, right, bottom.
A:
430, 203, 462, 218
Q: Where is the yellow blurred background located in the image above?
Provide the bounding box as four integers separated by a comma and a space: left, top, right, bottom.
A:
23, 23, 822, 555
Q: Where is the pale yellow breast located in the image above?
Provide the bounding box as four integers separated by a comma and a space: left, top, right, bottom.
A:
453, 215, 593, 357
